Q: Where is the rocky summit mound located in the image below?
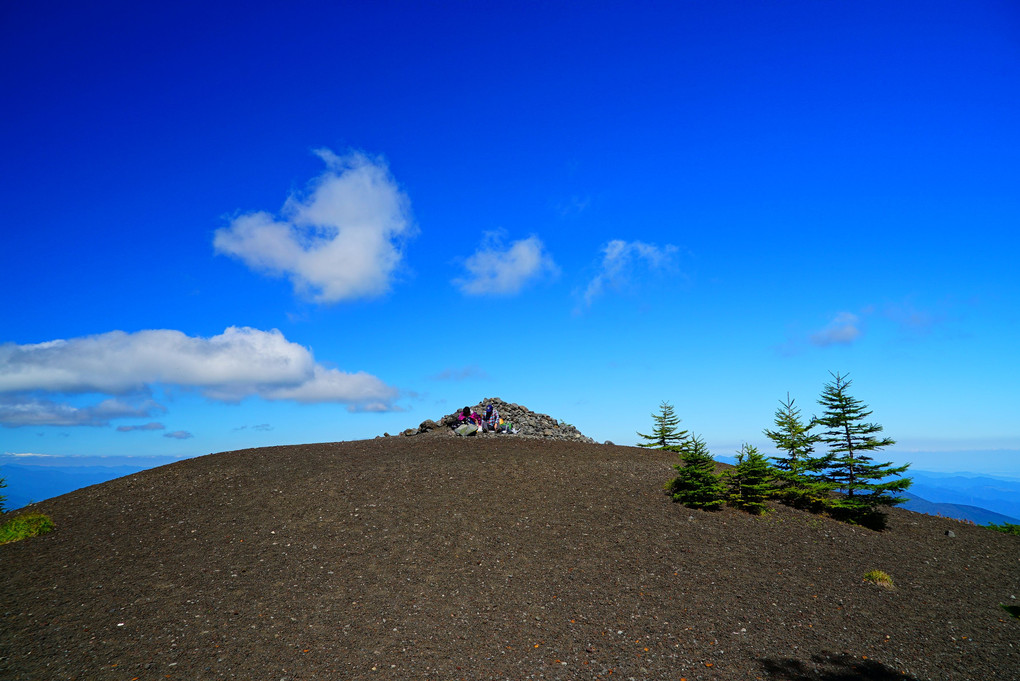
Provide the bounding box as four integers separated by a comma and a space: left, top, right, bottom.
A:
402, 397, 596, 443
2, 437, 1018, 680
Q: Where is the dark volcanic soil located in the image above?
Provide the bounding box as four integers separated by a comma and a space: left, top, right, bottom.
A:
2, 437, 1018, 680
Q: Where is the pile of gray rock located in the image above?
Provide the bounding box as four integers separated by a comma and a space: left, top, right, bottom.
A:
401, 397, 596, 443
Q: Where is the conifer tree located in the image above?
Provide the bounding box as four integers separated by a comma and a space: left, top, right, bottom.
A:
666, 434, 725, 510
763, 393, 831, 508
724, 443, 775, 515
814, 372, 911, 523
0, 471, 5, 514
637, 401, 689, 451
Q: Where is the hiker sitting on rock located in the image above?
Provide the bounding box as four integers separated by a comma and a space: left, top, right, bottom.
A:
452, 406, 483, 436
482, 404, 500, 433
459, 407, 482, 427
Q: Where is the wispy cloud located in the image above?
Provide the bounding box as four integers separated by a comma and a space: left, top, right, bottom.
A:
116, 422, 166, 432
787, 298, 952, 354
580, 239, 679, 309
0, 396, 164, 428
164, 430, 194, 440
810, 312, 862, 347
454, 233, 558, 296
0, 326, 400, 427
231, 423, 274, 432
213, 149, 416, 303
553, 195, 591, 217
882, 300, 944, 336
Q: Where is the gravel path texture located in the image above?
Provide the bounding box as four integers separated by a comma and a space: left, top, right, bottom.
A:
2, 436, 1018, 680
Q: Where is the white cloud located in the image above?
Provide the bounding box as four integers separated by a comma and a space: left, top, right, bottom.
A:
454, 233, 558, 296
252, 364, 397, 406
581, 239, 679, 308
0, 327, 400, 427
810, 312, 862, 346
213, 150, 416, 303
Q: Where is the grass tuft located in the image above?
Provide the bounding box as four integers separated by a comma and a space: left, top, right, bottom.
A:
0, 513, 55, 545
863, 569, 894, 588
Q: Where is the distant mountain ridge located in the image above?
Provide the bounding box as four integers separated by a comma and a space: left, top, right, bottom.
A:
4, 452, 1020, 525
908, 470, 1020, 520
1, 462, 153, 511
712, 455, 1020, 527
899, 490, 1019, 526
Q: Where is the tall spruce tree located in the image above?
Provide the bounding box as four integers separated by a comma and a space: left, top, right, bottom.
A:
724, 443, 775, 515
637, 401, 689, 451
763, 393, 831, 508
666, 434, 725, 510
814, 372, 911, 522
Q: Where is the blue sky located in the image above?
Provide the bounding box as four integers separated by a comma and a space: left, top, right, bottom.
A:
2, 0, 1018, 477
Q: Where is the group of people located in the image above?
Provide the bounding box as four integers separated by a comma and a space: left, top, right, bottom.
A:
455, 404, 515, 435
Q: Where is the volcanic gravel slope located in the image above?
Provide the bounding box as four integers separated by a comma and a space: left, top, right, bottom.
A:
1, 437, 1018, 681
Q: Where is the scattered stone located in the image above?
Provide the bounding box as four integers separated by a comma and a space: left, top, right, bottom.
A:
945, 530, 956, 538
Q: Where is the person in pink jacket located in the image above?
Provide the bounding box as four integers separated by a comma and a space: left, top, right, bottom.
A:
458, 406, 482, 427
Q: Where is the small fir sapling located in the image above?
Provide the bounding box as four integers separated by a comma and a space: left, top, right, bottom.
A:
725, 443, 776, 515
763, 393, 832, 509
637, 401, 690, 451
667, 433, 726, 510
813, 372, 911, 523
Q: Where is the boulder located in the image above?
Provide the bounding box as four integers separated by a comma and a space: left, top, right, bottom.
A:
416, 419, 441, 434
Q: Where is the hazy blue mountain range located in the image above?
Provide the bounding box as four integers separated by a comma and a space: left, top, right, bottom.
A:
907, 470, 1020, 522
898, 490, 1019, 526
709, 455, 1020, 527
1, 462, 155, 510
3, 454, 1019, 528
1, 453, 189, 511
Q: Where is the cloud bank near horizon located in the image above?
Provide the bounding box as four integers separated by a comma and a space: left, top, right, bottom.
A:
214, 150, 416, 303
0, 326, 400, 427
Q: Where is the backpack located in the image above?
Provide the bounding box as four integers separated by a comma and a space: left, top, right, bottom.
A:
455, 423, 478, 436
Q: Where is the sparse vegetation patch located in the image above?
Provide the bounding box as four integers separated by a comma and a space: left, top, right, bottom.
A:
0, 512, 55, 545
863, 569, 894, 588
